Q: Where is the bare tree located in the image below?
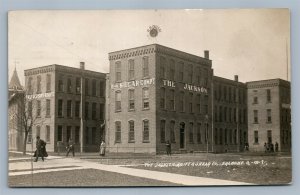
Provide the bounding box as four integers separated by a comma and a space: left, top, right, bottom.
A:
8, 90, 46, 155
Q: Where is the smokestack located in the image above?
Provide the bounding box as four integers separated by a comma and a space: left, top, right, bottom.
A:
80, 62, 85, 70
234, 75, 239, 82
204, 50, 209, 59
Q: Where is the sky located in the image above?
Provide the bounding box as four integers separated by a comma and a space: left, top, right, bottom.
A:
8, 9, 290, 85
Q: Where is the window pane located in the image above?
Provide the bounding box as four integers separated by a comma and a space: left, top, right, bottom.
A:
128, 121, 135, 142
143, 120, 149, 142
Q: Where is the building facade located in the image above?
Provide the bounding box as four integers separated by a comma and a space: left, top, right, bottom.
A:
24, 63, 106, 152
213, 76, 248, 153
107, 44, 214, 154
247, 79, 291, 152
10, 44, 291, 154
8, 68, 24, 151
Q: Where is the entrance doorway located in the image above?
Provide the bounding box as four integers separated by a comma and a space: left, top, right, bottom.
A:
180, 122, 185, 149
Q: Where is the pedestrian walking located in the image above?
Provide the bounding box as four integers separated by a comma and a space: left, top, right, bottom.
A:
165, 140, 171, 156
66, 138, 75, 157
275, 142, 279, 152
33, 136, 47, 162
99, 141, 106, 156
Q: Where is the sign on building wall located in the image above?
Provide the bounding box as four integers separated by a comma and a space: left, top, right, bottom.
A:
111, 78, 155, 89
163, 79, 208, 94
26, 92, 54, 100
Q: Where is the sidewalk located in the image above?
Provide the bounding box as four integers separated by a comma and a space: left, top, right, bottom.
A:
9, 154, 253, 186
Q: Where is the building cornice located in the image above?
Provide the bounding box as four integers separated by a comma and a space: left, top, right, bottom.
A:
108, 44, 211, 66
247, 79, 290, 89
24, 64, 106, 79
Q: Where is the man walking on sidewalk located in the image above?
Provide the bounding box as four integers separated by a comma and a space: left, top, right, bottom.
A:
34, 136, 47, 162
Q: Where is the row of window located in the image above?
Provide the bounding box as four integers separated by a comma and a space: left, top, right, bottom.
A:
253, 109, 272, 123
27, 99, 51, 118
213, 128, 244, 145
115, 88, 209, 114
115, 88, 149, 111
27, 75, 51, 94
160, 88, 209, 114
58, 77, 105, 97
57, 126, 99, 145
253, 130, 290, 145
159, 56, 209, 86
57, 99, 105, 120
27, 74, 105, 97
115, 120, 150, 143
214, 84, 246, 104
114, 56, 209, 86
214, 106, 247, 124
114, 120, 212, 145
252, 89, 272, 104
27, 125, 51, 143
115, 57, 149, 81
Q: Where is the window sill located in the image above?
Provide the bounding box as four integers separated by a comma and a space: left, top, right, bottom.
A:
45, 115, 51, 118
128, 109, 135, 112
142, 108, 150, 111
128, 141, 135, 143
253, 143, 259, 145
266, 121, 272, 124
143, 141, 150, 143
115, 110, 122, 113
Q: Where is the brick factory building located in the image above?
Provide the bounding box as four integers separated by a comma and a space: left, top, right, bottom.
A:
247, 79, 291, 152
24, 63, 106, 152
107, 44, 213, 154
11, 44, 291, 154
213, 76, 248, 153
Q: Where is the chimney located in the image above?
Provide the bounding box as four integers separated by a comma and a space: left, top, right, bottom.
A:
234, 75, 239, 82
80, 62, 85, 70
204, 50, 209, 59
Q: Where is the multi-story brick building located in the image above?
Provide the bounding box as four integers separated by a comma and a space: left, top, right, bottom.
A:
247, 79, 291, 152
24, 63, 106, 152
11, 44, 291, 154
213, 76, 248, 153
107, 44, 214, 154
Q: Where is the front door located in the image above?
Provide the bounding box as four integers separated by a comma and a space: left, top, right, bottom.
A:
180, 122, 185, 149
